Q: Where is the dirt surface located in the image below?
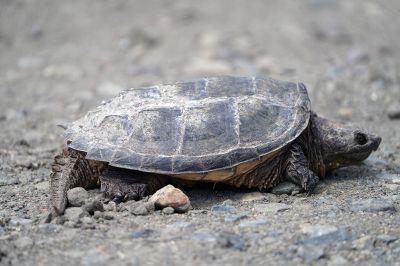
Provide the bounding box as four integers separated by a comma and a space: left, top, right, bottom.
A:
1, 1, 400, 265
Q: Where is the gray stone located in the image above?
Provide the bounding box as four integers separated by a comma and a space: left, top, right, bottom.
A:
297, 244, 324, 263
101, 212, 115, 220
80, 216, 94, 224
192, 231, 217, 242
211, 203, 237, 214
162, 207, 175, 215
217, 232, 246, 250
83, 200, 104, 215
131, 229, 155, 239
271, 182, 301, 195
374, 235, 398, 246
254, 203, 291, 214
350, 198, 396, 213
36, 224, 63, 234
64, 207, 87, 222
103, 201, 117, 212
238, 218, 268, 228
67, 187, 89, 207
9, 218, 33, 226
131, 204, 149, 216
299, 224, 353, 245
224, 211, 250, 222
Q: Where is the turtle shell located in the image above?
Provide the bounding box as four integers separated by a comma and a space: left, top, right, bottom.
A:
65, 76, 310, 179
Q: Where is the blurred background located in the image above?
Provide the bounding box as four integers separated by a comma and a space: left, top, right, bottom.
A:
1, 0, 399, 150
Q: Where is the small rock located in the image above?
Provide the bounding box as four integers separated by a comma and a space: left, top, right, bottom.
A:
131, 204, 149, 216
162, 207, 175, 215
14, 236, 34, 250
64, 207, 87, 222
67, 187, 89, 207
374, 235, 398, 246
192, 231, 217, 242
254, 203, 291, 214
80, 216, 94, 224
387, 104, 400, 120
352, 235, 373, 249
297, 244, 324, 263
131, 229, 155, 239
83, 200, 104, 215
104, 201, 117, 212
149, 185, 191, 212
144, 201, 155, 212
271, 182, 301, 195
9, 218, 33, 226
350, 198, 396, 213
36, 224, 63, 234
211, 202, 237, 214
238, 192, 266, 202
102, 212, 115, 220
218, 232, 246, 250
238, 218, 267, 228
224, 211, 250, 222
299, 224, 353, 245
17, 56, 43, 69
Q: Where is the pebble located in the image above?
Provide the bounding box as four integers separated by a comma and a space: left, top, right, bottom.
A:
83, 200, 104, 215
9, 218, 33, 226
36, 224, 63, 234
374, 235, 398, 246
217, 232, 246, 251
131, 204, 149, 216
299, 224, 353, 245
131, 229, 155, 239
238, 218, 268, 228
387, 104, 400, 120
67, 187, 89, 207
238, 192, 266, 202
162, 207, 175, 215
296, 244, 324, 263
149, 185, 191, 212
211, 202, 237, 214
103, 201, 117, 212
192, 231, 217, 242
254, 203, 291, 214
224, 211, 250, 222
101, 212, 115, 220
64, 207, 88, 222
350, 198, 396, 213
352, 235, 373, 249
271, 182, 301, 195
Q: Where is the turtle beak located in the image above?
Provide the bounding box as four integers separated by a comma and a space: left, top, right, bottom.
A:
370, 135, 382, 151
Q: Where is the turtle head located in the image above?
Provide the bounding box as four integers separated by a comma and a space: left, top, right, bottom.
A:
312, 114, 381, 172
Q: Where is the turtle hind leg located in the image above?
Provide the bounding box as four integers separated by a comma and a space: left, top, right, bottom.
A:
100, 167, 168, 203
50, 148, 106, 216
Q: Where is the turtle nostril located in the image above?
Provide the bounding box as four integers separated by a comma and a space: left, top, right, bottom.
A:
354, 133, 368, 145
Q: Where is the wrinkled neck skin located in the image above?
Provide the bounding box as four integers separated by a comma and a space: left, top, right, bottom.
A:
307, 112, 381, 174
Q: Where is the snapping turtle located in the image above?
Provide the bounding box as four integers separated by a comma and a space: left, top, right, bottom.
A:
50, 76, 381, 216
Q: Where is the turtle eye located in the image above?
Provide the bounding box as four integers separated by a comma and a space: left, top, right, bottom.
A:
354, 132, 368, 145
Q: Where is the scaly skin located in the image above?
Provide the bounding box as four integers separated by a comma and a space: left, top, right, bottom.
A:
49, 112, 381, 217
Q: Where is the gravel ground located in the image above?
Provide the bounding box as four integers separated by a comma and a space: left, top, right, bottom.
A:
0, 1, 399, 265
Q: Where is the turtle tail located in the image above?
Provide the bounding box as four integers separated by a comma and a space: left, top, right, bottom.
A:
49, 148, 106, 217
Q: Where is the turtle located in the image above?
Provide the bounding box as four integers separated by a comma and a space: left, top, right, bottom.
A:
49, 75, 381, 216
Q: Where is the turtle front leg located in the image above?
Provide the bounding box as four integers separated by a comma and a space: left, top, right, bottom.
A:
50, 148, 106, 217
100, 167, 168, 203
284, 143, 319, 193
